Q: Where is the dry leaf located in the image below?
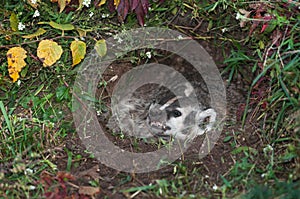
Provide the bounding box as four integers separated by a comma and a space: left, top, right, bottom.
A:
78, 186, 100, 196
98, 0, 107, 6
114, 0, 120, 7
7, 47, 27, 82
78, 0, 84, 10
76, 28, 92, 37
94, 39, 107, 58
238, 9, 251, 28
22, 28, 46, 39
37, 40, 63, 67
77, 165, 100, 180
58, 0, 71, 13
70, 40, 86, 66
27, 0, 39, 8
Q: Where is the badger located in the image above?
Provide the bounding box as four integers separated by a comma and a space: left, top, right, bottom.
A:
106, 83, 216, 141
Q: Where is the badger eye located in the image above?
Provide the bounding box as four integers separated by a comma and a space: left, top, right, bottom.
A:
172, 110, 182, 118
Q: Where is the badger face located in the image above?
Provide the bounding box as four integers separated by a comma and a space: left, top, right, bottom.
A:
147, 97, 216, 140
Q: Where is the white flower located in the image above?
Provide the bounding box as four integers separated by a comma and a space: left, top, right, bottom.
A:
212, 184, 218, 191
33, 10, 40, 18
177, 35, 183, 40
89, 12, 94, 17
29, 185, 36, 190
221, 28, 228, 33
83, 0, 91, 7
101, 13, 109, 18
146, 51, 151, 59
236, 12, 242, 20
24, 168, 33, 175
261, 173, 266, 178
18, 22, 25, 31
263, 144, 273, 153
117, 37, 123, 43
31, 0, 37, 4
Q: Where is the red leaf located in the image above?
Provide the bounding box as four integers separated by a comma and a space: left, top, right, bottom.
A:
261, 15, 272, 33
134, 1, 145, 26
107, 0, 115, 13
117, 0, 130, 22
131, 0, 138, 11
140, 0, 149, 14
248, 21, 260, 36
260, 23, 268, 33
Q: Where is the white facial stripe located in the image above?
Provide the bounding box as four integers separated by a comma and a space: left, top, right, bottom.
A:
159, 97, 179, 110
184, 82, 193, 97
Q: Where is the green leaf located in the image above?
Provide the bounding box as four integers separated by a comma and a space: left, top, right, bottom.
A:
22, 28, 47, 39
10, 13, 18, 31
49, 21, 74, 31
70, 40, 86, 66
56, 86, 70, 102
94, 39, 107, 58
223, 136, 232, 143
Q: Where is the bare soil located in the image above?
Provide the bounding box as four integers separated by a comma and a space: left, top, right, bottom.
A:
54, 15, 261, 199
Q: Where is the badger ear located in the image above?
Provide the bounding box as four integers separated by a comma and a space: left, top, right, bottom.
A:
195, 108, 217, 135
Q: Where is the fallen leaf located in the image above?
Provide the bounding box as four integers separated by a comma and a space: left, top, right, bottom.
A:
27, 0, 39, 8
97, 0, 107, 6
37, 40, 63, 67
77, 165, 100, 180
114, 0, 120, 8
238, 9, 251, 28
10, 13, 18, 31
134, 0, 149, 26
79, 186, 100, 196
78, 0, 84, 10
58, 0, 71, 13
71, 40, 86, 66
94, 39, 107, 58
7, 47, 27, 82
49, 21, 74, 31
22, 28, 47, 39
117, 0, 129, 22
76, 27, 92, 37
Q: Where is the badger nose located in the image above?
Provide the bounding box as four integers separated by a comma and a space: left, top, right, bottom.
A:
163, 126, 171, 131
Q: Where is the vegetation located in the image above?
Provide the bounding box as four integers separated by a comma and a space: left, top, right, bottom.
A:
0, 0, 299, 198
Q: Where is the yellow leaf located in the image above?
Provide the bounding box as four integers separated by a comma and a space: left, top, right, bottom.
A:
37, 40, 63, 67
49, 21, 74, 31
10, 13, 18, 31
76, 28, 92, 37
7, 47, 27, 82
27, 0, 39, 8
97, 0, 107, 6
114, 0, 120, 7
94, 39, 107, 58
58, 0, 67, 13
58, 0, 71, 13
77, 0, 84, 10
22, 28, 46, 39
71, 40, 86, 67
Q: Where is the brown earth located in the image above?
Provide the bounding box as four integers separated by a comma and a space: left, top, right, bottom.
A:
53, 14, 261, 199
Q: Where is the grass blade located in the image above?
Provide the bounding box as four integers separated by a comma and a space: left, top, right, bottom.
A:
0, 101, 12, 133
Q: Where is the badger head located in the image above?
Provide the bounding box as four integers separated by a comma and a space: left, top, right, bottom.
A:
147, 97, 216, 140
